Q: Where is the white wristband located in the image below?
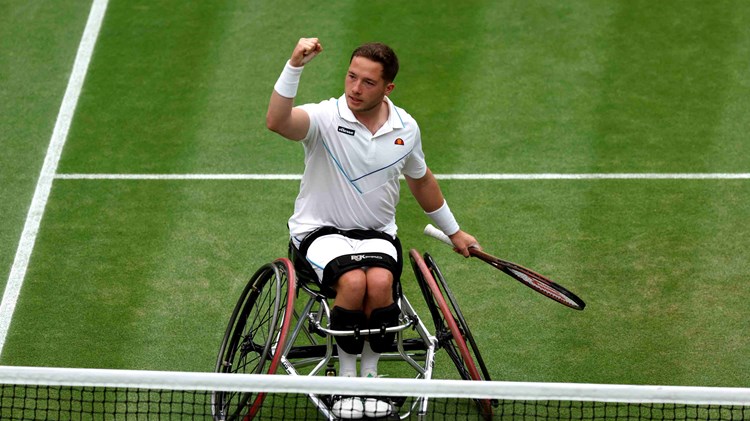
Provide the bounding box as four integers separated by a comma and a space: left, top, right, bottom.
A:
274, 60, 304, 98
425, 201, 460, 236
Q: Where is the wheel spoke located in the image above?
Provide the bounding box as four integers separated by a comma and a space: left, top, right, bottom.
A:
211, 259, 297, 420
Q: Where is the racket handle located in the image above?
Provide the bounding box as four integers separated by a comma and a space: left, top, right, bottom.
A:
424, 224, 453, 246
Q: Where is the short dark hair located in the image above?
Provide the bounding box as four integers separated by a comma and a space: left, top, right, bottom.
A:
350, 43, 399, 83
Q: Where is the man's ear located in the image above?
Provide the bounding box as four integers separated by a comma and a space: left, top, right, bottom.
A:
385, 82, 395, 96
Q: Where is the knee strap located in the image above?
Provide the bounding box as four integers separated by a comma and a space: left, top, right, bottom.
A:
330, 306, 366, 355
367, 303, 401, 353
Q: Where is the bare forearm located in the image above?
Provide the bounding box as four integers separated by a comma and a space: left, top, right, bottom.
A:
265, 38, 322, 141
266, 90, 295, 133
406, 169, 445, 213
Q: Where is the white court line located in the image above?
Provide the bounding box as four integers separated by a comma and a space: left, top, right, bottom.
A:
0, 0, 109, 356
54, 173, 750, 180
437, 173, 750, 180
55, 173, 304, 180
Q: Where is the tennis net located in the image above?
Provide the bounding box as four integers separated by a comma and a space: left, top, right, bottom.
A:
0, 365, 748, 420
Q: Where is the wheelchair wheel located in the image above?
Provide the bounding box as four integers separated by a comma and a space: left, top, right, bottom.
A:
212, 258, 296, 421
423, 252, 493, 384
409, 250, 493, 421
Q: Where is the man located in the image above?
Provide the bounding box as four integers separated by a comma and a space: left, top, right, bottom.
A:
266, 37, 479, 419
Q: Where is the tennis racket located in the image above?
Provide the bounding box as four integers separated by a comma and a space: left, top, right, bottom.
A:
423, 224, 586, 310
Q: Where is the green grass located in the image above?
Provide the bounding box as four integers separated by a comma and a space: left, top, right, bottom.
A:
0, 1, 93, 283
399, 180, 750, 386
1, 0, 750, 391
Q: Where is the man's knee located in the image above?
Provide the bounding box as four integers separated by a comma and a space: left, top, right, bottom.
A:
334, 270, 367, 301
366, 267, 393, 289
365, 267, 393, 304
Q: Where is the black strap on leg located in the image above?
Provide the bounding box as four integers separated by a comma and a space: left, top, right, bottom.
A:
366, 303, 401, 353
330, 306, 366, 355
298, 227, 396, 257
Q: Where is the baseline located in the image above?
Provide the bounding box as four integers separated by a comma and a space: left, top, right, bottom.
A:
54, 173, 750, 181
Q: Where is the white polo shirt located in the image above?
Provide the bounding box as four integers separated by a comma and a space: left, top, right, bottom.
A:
288, 94, 427, 241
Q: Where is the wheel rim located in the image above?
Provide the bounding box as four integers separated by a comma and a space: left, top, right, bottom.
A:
212, 260, 295, 420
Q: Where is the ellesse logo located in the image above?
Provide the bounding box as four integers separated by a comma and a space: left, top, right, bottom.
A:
338, 126, 355, 136
394, 138, 404, 145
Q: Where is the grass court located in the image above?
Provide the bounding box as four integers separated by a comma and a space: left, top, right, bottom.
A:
1, 0, 749, 388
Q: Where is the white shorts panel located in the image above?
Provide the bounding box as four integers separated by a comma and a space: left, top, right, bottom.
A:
305, 234, 398, 282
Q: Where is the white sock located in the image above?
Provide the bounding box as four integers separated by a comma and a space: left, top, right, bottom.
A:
360, 342, 381, 377
337, 344, 358, 377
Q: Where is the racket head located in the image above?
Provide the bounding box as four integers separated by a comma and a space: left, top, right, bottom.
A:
470, 249, 586, 310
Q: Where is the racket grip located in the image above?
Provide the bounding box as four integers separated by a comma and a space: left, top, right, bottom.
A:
424, 224, 453, 246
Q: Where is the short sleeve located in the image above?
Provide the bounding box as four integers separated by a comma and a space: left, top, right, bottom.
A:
402, 125, 427, 179
297, 102, 321, 144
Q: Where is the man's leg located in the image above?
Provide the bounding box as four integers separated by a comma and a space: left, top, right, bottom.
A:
330, 270, 368, 419
331, 269, 368, 377
334, 269, 367, 311
361, 267, 399, 417
362, 267, 393, 317
360, 267, 395, 377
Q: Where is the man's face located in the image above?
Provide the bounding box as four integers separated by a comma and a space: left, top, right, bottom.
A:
345, 56, 395, 115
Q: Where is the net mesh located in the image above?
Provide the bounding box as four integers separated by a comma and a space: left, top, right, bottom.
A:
1, 386, 208, 420
0, 366, 747, 420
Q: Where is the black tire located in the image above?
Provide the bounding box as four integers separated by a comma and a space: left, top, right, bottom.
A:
212, 259, 296, 421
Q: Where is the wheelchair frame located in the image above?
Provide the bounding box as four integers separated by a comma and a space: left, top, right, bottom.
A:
211, 249, 493, 420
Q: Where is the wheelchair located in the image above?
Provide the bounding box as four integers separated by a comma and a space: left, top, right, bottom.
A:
211, 245, 494, 420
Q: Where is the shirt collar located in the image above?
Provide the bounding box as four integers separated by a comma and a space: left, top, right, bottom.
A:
337, 94, 405, 131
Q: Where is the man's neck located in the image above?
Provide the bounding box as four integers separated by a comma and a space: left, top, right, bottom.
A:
354, 100, 389, 135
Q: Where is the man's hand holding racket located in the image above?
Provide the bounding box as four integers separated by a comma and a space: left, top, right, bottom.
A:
447, 230, 481, 257
425, 224, 586, 310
